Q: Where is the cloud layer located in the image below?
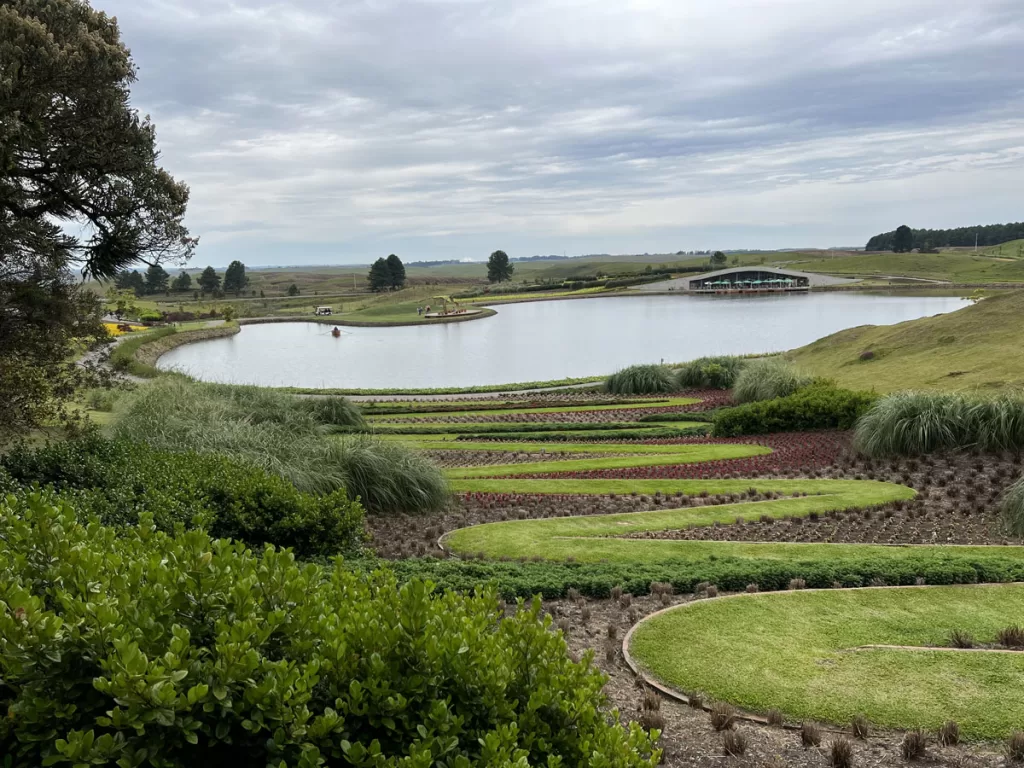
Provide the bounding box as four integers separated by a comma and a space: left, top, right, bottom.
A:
103, 0, 1024, 264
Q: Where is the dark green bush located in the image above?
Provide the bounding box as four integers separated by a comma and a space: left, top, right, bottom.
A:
300, 395, 366, 428
676, 356, 746, 390
381, 552, 1024, 600
1, 437, 364, 558
0, 493, 661, 768
712, 385, 878, 437
604, 364, 676, 395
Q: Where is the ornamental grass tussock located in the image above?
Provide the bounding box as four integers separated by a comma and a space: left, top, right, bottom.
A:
0, 491, 662, 767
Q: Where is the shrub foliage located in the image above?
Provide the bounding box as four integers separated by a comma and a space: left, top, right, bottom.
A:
1, 437, 364, 558
0, 494, 661, 768
110, 378, 447, 514
713, 385, 877, 437
676, 357, 746, 390
732, 358, 811, 404
605, 365, 676, 395
854, 391, 1024, 458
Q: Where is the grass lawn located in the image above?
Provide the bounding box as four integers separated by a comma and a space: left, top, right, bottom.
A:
366, 398, 700, 421
445, 443, 769, 479
443, 478, 919, 561
789, 291, 1024, 392
629, 584, 1024, 739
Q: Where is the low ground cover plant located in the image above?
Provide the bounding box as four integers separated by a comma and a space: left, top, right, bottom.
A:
712, 384, 878, 437
605, 364, 676, 395
676, 356, 747, 390
732, 359, 812, 404
111, 378, 447, 514
1, 436, 364, 557
855, 391, 1024, 458
0, 493, 660, 767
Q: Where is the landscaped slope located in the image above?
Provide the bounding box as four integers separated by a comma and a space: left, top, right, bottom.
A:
789, 291, 1024, 392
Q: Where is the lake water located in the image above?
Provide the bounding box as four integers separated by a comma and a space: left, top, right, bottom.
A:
157, 293, 969, 389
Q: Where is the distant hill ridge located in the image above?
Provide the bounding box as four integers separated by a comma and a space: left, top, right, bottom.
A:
866, 222, 1024, 251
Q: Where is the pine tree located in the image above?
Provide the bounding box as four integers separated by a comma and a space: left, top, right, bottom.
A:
368, 258, 393, 292
223, 260, 248, 295
198, 266, 221, 294
172, 271, 192, 291
487, 250, 514, 283
385, 254, 406, 289
145, 264, 170, 294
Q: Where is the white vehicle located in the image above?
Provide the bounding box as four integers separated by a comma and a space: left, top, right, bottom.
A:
314, 306, 333, 316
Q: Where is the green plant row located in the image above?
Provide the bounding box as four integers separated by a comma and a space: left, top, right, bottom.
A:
0, 494, 659, 767
360, 397, 654, 416
712, 385, 878, 437
0, 436, 364, 558
382, 553, 1024, 600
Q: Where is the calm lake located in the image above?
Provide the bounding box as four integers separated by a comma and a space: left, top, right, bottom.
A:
158, 293, 969, 389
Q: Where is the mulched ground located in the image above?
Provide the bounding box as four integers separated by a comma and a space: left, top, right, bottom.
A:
424, 449, 635, 468
368, 432, 1024, 764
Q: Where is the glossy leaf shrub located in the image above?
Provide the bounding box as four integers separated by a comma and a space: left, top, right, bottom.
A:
0, 493, 661, 768
712, 385, 878, 437
1, 437, 364, 558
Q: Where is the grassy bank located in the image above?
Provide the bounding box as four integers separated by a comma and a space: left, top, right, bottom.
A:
109, 323, 239, 377
789, 291, 1024, 392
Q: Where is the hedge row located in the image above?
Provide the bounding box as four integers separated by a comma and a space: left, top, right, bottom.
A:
454, 426, 710, 442
712, 385, 878, 437
0, 494, 659, 767
0, 436, 364, 558
381, 553, 1024, 600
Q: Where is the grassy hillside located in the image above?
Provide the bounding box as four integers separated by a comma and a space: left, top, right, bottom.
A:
789, 291, 1024, 392
788, 250, 1024, 283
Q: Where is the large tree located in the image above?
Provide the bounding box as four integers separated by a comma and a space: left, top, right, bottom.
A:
710, 251, 728, 268
115, 269, 146, 297
0, 0, 195, 437
145, 263, 169, 294
171, 270, 191, 292
223, 260, 248, 295
197, 266, 220, 294
892, 225, 914, 253
385, 253, 406, 289
487, 250, 514, 283
367, 258, 393, 292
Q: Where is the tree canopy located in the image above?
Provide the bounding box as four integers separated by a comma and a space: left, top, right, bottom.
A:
145, 264, 169, 294
487, 250, 514, 282
287, 283, 300, 296
368, 257, 392, 292
114, 269, 145, 296
710, 251, 728, 267
0, 0, 196, 436
892, 225, 914, 253
865, 221, 1024, 251
385, 253, 406, 289
171, 270, 191, 291
223, 260, 248, 295
197, 266, 220, 294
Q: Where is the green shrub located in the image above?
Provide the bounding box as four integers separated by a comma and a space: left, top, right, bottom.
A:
676, 356, 746, 390
0, 493, 661, 768
605, 364, 676, 395
109, 327, 176, 376
1, 437, 364, 558
111, 379, 448, 514
713, 385, 878, 437
301, 395, 367, 429
732, 358, 811, 403
381, 552, 1024, 600
854, 391, 1024, 457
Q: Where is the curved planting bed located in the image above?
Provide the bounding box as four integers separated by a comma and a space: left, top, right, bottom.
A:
627, 584, 1024, 739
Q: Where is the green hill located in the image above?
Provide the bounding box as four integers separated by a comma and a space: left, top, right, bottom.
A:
789, 291, 1024, 393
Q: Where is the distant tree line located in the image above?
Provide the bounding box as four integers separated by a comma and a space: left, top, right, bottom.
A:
114, 261, 249, 297
865, 222, 1024, 252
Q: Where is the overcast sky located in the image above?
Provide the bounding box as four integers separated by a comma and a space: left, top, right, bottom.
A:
102, 0, 1024, 266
